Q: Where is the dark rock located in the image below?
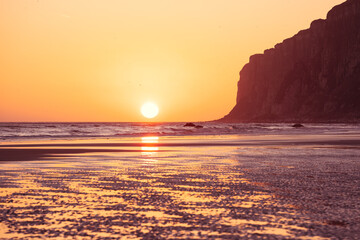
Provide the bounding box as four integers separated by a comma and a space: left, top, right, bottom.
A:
292, 123, 304, 128
183, 123, 204, 128
221, 0, 360, 122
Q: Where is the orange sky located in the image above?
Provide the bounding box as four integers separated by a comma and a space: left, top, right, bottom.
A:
0, 0, 345, 122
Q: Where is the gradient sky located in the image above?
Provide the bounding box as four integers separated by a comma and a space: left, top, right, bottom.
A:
0, 0, 345, 122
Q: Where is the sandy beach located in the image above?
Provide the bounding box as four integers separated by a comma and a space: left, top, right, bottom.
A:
0, 133, 359, 239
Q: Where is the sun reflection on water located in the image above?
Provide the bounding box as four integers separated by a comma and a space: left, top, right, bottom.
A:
141, 136, 159, 143
141, 136, 159, 163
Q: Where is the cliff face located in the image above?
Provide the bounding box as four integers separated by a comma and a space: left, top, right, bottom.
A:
222, 0, 360, 122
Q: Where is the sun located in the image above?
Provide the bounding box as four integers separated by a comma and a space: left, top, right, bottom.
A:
141, 102, 159, 119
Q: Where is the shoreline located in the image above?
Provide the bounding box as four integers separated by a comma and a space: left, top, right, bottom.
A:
1, 133, 360, 162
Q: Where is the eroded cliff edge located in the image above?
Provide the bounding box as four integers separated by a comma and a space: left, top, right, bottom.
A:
221, 0, 360, 122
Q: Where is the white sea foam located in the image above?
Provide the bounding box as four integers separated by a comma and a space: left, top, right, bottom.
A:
0, 122, 359, 140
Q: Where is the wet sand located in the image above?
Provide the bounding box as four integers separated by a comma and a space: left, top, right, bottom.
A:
0, 135, 359, 239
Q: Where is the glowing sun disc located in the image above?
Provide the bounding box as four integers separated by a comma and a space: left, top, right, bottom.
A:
141, 102, 159, 119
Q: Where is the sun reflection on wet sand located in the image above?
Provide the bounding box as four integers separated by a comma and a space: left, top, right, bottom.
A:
0, 135, 359, 239
141, 136, 159, 154
141, 136, 159, 165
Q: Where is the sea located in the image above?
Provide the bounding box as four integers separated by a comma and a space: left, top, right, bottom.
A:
1, 122, 359, 140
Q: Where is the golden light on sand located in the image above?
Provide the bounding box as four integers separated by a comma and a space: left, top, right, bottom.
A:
141, 136, 159, 160
141, 102, 159, 119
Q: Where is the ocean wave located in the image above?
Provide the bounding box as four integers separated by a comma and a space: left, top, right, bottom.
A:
0, 123, 359, 140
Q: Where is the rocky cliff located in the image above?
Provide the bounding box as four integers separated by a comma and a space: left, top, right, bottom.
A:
222, 0, 360, 122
